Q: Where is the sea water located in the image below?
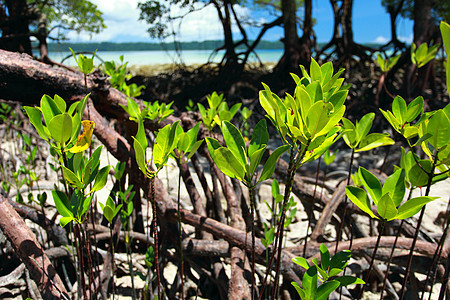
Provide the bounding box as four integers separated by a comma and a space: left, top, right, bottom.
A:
48, 49, 284, 67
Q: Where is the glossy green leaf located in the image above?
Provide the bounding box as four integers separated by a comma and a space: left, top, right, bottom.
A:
213, 147, 245, 181
24, 106, 48, 141
302, 266, 318, 299
355, 113, 374, 145
396, 196, 438, 220
205, 137, 222, 161
323, 149, 337, 166
408, 159, 432, 187
427, 109, 450, 149
441, 21, 450, 90
249, 119, 269, 157
248, 146, 266, 180
292, 256, 310, 269
48, 113, 73, 144
61, 166, 84, 190
135, 120, 148, 151
334, 276, 365, 287
382, 169, 406, 207
392, 96, 407, 125
345, 186, 377, 219
377, 193, 398, 220
357, 133, 394, 152
329, 250, 351, 270
291, 282, 305, 299
53, 95, 67, 114
51, 190, 73, 218
41, 95, 62, 126
316, 280, 340, 300
59, 216, 75, 227
132, 137, 147, 175
310, 57, 322, 82
177, 132, 190, 154
320, 244, 330, 271
306, 101, 331, 138
221, 121, 247, 166
185, 140, 203, 161
91, 165, 110, 194
406, 96, 424, 122
258, 144, 290, 183
359, 167, 382, 205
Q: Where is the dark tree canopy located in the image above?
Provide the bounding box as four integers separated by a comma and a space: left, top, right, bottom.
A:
0, 0, 105, 60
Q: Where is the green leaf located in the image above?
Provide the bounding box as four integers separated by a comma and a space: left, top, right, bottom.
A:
205, 137, 222, 161
90, 166, 110, 194
24, 106, 48, 141
310, 57, 322, 82
51, 191, 73, 218
359, 167, 382, 205
153, 122, 179, 169
329, 250, 351, 270
41, 95, 62, 126
355, 113, 375, 145
61, 166, 84, 190
427, 109, 450, 149
177, 132, 191, 154
135, 120, 148, 151
392, 96, 407, 125
441, 21, 450, 90
132, 137, 147, 175
345, 186, 377, 219
357, 133, 395, 152
396, 196, 438, 220
316, 281, 340, 300
48, 113, 73, 144
291, 282, 305, 299
59, 216, 75, 227
306, 101, 331, 138
408, 160, 432, 187
213, 147, 245, 181
258, 145, 290, 183
221, 121, 247, 166
382, 169, 406, 207
248, 146, 266, 180
292, 256, 310, 270
249, 119, 269, 157
320, 244, 330, 271
334, 276, 365, 287
302, 266, 318, 299
53, 95, 67, 114
406, 96, 424, 122
185, 140, 203, 161
377, 193, 398, 220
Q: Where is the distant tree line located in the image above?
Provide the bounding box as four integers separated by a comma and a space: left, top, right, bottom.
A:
45, 40, 286, 52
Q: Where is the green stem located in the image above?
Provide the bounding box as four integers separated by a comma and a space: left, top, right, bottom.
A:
303, 156, 322, 257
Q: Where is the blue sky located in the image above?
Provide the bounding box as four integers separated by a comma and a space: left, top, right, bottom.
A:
66, 0, 414, 44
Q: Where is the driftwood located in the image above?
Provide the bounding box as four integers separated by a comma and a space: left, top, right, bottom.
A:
0, 194, 68, 299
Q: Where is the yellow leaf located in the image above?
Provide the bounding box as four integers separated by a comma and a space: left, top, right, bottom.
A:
68, 120, 95, 153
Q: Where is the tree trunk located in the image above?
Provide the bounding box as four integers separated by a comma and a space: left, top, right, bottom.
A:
1, 0, 32, 54
298, 0, 313, 67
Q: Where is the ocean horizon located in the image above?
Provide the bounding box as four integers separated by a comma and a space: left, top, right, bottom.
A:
49, 49, 284, 67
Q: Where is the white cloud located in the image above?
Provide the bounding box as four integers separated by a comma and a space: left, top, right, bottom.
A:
373, 35, 389, 44
65, 0, 251, 43
399, 34, 413, 44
